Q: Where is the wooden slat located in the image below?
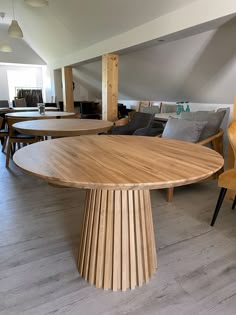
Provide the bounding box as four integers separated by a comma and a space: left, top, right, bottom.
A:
88, 189, 102, 284
139, 190, 149, 282
83, 190, 96, 280
113, 190, 121, 291
104, 190, 114, 290
121, 190, 129, 291
78, 190, 91, 274
95, 190, 107, 288
134, 190, 143, 287
128, 190, 137, 289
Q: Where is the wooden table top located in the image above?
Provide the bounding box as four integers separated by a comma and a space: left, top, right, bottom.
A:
13, 135, 223, 190
154, 113, 179, 121
6, 111, 75, 119
0, 107, 58, 113
13, 119, 113, 137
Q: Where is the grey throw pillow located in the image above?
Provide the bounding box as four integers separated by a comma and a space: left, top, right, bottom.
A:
162, 117, 208, 143
180, 110, 226, 140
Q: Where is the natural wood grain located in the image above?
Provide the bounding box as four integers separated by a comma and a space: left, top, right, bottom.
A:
77, 188, 157, 291
12, 135, 223, 292
13, 135, 223, 190
62, 67, 74, 112
13, 119, 113, 137
102, 54, 118, 121
6, 111, 75, 119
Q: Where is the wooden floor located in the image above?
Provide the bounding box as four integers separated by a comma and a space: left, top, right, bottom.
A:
0, 151, 236, 315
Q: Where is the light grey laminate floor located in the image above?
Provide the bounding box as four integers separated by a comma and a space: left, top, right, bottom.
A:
0, 151, 236, 315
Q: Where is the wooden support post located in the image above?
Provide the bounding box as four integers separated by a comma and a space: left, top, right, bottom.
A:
61, 67, 74, 112
102, 54, 118, 121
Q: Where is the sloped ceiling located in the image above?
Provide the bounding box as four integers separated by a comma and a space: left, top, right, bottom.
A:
0, 24, 45, 65
1, 0, 236, 68
73, 17, 236, 104
0, 0, 196, 65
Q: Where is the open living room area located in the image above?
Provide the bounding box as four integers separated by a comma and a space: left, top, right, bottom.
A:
1, 0, 236, 314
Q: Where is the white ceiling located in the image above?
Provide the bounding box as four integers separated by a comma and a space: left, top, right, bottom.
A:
0, 0, 235, 67
0, 0, 198, 63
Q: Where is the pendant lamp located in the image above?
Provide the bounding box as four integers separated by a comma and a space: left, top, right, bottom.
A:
0, 12, 12, 52
24, 0, 49, 7
8, 0, 23, 38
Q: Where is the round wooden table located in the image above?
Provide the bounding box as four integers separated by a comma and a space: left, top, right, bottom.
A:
13, 119, 113, 137
6, 111, 75, 119
13, 135, 223, 291
0, 107, 58, 113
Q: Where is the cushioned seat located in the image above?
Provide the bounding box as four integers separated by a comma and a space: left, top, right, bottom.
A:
111, 112, 154, 135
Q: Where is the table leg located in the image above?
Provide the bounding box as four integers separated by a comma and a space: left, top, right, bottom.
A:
77, 189, 157, 291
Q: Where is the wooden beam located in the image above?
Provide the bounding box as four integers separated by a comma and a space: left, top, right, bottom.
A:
102, 54, 118, 121
61, 67, 74, 112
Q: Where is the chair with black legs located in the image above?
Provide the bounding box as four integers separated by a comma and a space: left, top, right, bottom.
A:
211, 121, 236, 226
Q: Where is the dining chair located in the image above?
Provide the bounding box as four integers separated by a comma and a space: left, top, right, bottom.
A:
111, 112, 154, 135
14, 98, 27, 107
210, 121, 236, 226
5, 116, 40, 168
0, 116, 8, 152
0, 100, 9, 108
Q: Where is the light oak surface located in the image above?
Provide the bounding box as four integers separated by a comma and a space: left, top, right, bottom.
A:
12, 135, 223, 291
0, 107, 58, 113
1, 149, 236, 313
13, 119, 113, 137
6, 111, 75, 119
154, 112, 178, 121
13, 135, 223, 190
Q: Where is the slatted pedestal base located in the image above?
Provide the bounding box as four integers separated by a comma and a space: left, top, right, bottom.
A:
77, 189, 157, 291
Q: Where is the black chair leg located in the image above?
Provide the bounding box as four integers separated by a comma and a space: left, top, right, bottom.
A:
232, 195, 236, 210
211, 188, 227, 226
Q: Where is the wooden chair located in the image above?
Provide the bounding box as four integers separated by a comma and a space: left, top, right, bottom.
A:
0, 116, 8, 152
210, 122, 236, 226
138, 101, 151, 112
5, 117, 40, 168
166, 128, 224, 202
14, 98, 27, 107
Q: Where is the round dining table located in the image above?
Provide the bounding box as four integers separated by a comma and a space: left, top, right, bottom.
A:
13, 135, 223, 292
13, 119, 113, 137
6, 111, 75, 119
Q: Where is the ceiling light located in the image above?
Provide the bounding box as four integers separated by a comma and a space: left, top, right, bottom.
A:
8, 0, 23, 38
0, 43, 12, 52
0, 12, 12, 53
24, 0, 49, 7
8, 20, 23, 38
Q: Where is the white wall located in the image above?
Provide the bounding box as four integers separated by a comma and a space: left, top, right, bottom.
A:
0, 64, 45, 104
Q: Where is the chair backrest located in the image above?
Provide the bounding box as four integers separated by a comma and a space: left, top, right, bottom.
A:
0, 100, 9, 108
140, 105, 160, 115
128, 112, 154, 131
160, 103, 177, 113
228, 121, 236, 160
14, 98, 27, 107
138, 101, 150, 112
6, 116, 34, 137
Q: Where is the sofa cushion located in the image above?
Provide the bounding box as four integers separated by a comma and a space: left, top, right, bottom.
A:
180, 110, 226, 140
162, 117, 208, 143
